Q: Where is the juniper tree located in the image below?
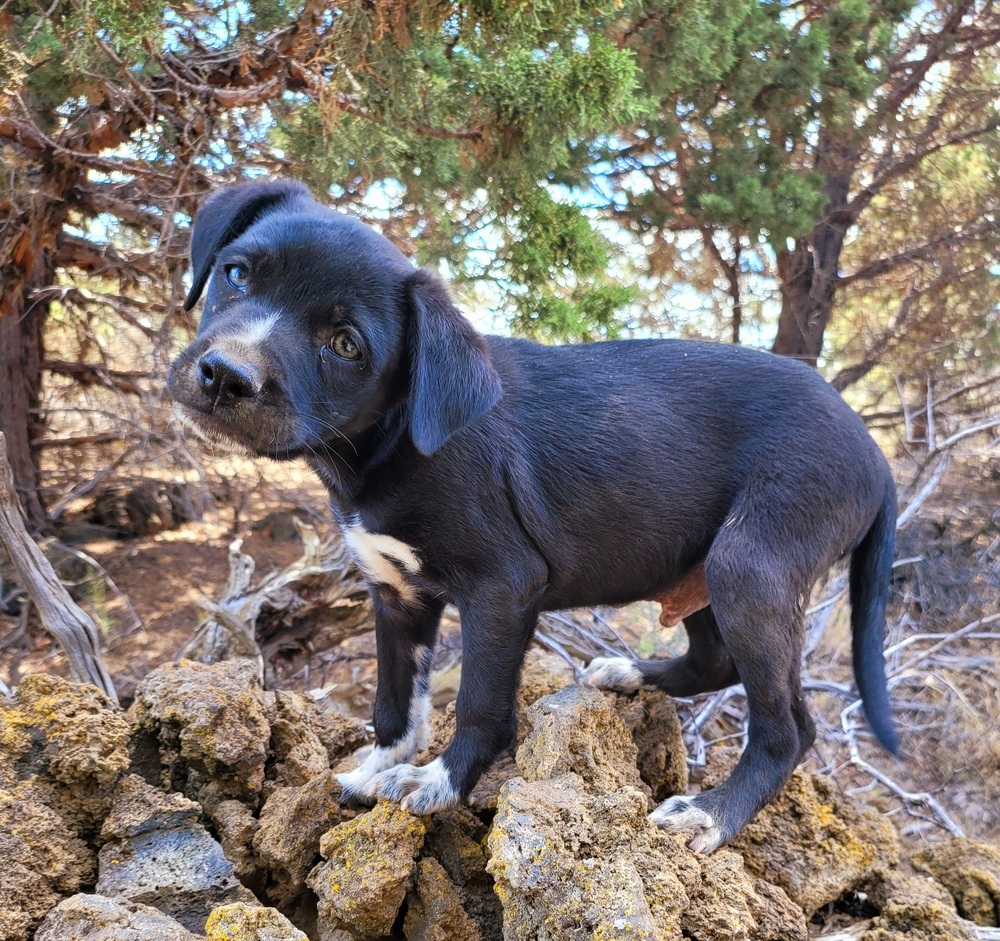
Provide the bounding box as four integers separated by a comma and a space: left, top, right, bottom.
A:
599, 0, 999, 362
0, 0, 641, 528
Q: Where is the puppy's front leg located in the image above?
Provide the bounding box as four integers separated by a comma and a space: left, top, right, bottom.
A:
373, 590, 540, 815
336, 594, 444, 803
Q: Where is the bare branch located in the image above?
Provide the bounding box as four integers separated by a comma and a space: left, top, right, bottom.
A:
0, 433, 118, 702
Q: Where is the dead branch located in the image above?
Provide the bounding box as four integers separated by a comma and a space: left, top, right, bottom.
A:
840, 699, 964, 837
0, 432, 118, 702
176, 518, 373, 687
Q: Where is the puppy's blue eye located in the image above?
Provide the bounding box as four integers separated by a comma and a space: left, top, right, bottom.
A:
225, 264, 249, 291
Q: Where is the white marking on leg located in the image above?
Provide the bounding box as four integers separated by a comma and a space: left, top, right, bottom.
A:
342, 515, 422, 602
582, 656, 644, 693
336, 683, 430, 802
412, 643, 433, 671
650, 796, 724, 854
374, 757, 460, 815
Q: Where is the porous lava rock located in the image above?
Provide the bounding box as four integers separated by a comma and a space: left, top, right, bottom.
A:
860, 871, 977, 941
211, 799, 260, 880
516, 684, 645, 795
726, 769, 901, 916
609, 688, 688, 801
0, 831, 67, 941
403, 857, 482, 941
0, 784, 95, 893
204, 901, 309, 940
34, 893, 202, 941
96, 773, 257, 932
307, 800, 426, 938
423, 808, 501, 941
488, 772, 806, 941
516, 657, 576, 731
262, 689, 367, 796
253, 769, 347, 903
129, 659, 270, 811
912, 838, 1000, 926
488, 687, 806, 941
488, 774, 679, 940
0, 673, 130, 833
0, 675, 127, 939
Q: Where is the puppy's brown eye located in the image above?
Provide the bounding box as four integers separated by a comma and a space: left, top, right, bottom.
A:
329, 331, 361, 361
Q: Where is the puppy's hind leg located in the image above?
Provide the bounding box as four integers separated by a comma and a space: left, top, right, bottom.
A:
584, 606, 739, 697
337, 593, 444, 804
650, 525, 809, 853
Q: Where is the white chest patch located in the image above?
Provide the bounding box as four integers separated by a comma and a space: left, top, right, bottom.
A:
342, 516, 422, 601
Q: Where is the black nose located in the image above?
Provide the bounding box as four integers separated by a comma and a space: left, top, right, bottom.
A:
198, 350, 260, 405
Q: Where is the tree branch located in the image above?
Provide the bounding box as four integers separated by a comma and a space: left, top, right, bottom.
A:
0, 433, 118, 702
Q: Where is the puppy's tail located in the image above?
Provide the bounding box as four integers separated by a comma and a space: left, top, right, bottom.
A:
849, 481, 899, 755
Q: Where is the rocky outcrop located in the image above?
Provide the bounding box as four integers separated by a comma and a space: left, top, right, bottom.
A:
96, 774, 257, 933
34, 894, 202, 941
913, 839, 1000, 926
515, 684, 646, 794
611, 688, 688, 801
0, 675, 128, 940
0, 673, 130, 833
423, 807, 502, 941
726, 768, 901, 916
403, 857, 483, 941
1, 665, 997, 941
128, 660, 271, 812
861, 871, 978, 941
488, 685, 808, 941
263, 689, 366, 796
211, 799, 260, 880
307, 800, 426, 938
204, 901, 309, 940
253, 769, 347, 903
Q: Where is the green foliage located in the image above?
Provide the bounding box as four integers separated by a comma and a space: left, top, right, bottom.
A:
505, 188, 634, 340
6, 0, 162, 126
269, 1, 641, 337
614, 0, 917, 241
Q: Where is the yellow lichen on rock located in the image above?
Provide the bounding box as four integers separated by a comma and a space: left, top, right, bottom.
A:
516, 685, 645, 795
307, 799, 426, 937
205, 901, 308, 940
861, 871, 977, 941
913, 838, 1000, 926
727, 770, 901, 915
404, 856, 482, 941
129, 660, 271, 810
253, 769, 346, 901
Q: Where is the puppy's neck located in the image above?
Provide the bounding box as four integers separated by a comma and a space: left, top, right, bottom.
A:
307, 405, 408, 503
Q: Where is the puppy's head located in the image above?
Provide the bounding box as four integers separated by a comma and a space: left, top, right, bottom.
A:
168, 181, 501, 461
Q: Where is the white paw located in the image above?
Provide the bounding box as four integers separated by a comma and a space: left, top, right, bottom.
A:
336, 762, 381, 805
373, 757, 460, 815
582, 656, 644, 693
650, 796, 724, 854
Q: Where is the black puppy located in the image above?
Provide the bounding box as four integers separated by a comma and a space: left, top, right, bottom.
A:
169, 180, 898, 853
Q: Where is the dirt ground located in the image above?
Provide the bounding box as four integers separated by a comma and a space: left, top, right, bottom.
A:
1, 458, 997, 854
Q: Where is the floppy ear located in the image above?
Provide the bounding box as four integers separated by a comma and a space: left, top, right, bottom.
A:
407, 270, 502, 457
184, 180, 312, 311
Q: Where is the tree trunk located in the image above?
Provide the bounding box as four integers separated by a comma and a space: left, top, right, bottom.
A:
771, 132, 857, 364
0, 306, 46, 531
0, 190, 64, 532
